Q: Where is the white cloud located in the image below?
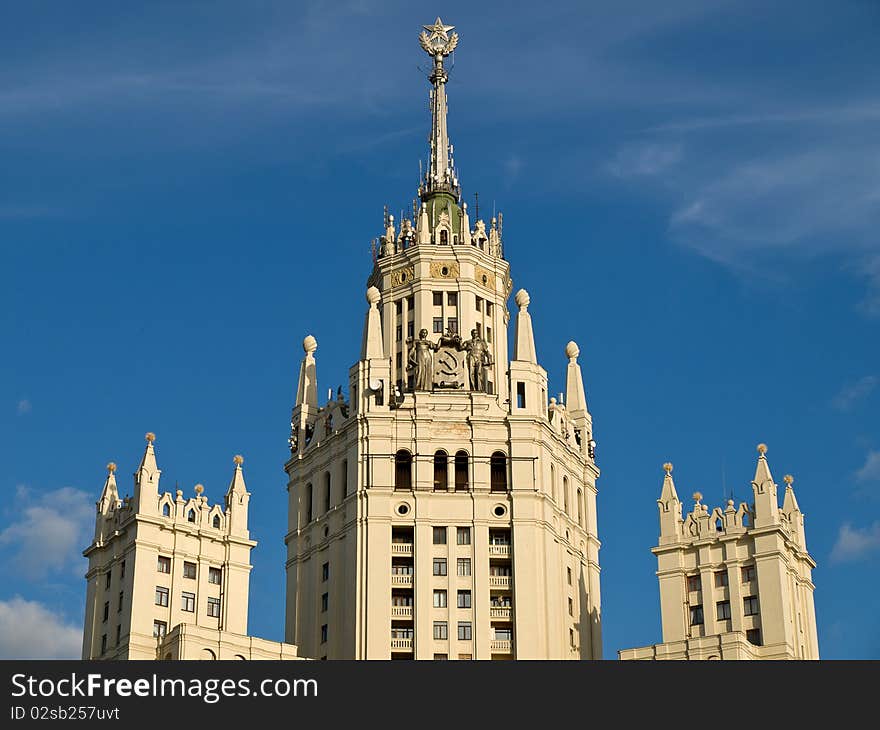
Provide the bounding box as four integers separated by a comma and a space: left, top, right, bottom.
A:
830, 522, 880, 563
856, 451, 880, 483
0, 596, 81, 659
832, 376, 878, 411
0, 487, 93, 578
16, 399, 31, 415
608, 142, 682, 178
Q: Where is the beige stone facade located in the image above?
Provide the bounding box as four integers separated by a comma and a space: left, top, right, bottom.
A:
619, 446, 819, 660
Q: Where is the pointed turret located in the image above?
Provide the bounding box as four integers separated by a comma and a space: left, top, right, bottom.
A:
97, 462, 119, 515
362, 287, 385, 360
512, 289, 537, 364
751, 443, 780, 527
564, 341, 588, 418
781, 474, 807, 549
226, 454, 250, 537
133, 432, 161, 514
657, 462, 682, 541
460, 201, 471, 243
295, 336, 318, 409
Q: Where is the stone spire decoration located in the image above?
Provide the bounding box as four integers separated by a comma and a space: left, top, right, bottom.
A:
564, 341, 588, 418
133, 432, 161, 514
512, 289, 537, 363
751, 442, 780, 528
781, 473, 807, 549
295, 336, 318, 410
657, 461, 683, 541
361, 286, 385, 360
97, 461, 119, 515
226, 454, 250, 537
418, 17, 460, 199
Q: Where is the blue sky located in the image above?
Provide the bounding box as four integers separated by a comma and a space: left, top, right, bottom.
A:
1, 0, 878, 659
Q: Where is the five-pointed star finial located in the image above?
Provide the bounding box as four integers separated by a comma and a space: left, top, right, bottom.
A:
422, 17, 455, 41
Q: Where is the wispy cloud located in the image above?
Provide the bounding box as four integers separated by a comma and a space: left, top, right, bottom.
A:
832, 376, 878, 411
16, 399, 31, 415
608, 142, 682, 178
0, 487, 92, 578
830, 521, 880, 563
0, 596, 81, 659
856, 451, 880, 484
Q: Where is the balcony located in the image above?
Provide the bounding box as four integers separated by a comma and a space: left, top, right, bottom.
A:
488, 544, 510, 558
391, 574, 413, 587
391, 606, 413, 618
490, 607, 512, 620
489, 576, 511, 589
391, 542, 413, 556
490, 640, 512, 653
391, 638, 413, 651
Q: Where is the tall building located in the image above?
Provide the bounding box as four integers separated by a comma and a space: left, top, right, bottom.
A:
619, 445, 819, 660
82, 434, 302, 660
283, 18, 602, 660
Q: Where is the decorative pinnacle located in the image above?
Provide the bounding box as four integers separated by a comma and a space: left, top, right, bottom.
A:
692, 491, 703, 504
194, 483, 204, 496
757, 443, 767, 455
663, 462, 673, 475
145, 432, 156, 443
784, 474, 794, 486
233, 454, 244, 466
106, 462, 117, 474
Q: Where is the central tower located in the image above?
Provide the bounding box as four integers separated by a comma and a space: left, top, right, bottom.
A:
283, 19, 602, 660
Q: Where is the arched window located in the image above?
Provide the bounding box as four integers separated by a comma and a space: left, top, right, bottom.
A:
201, 648, 216, 661
490, 452, 508, 493
577, 488, 583, 527
395, 450, 412, 491
162, 503, 171, 517
305, 483, 313, 523
440, 229, 448, 244
187, 509, 196, 523
563, 477, 570, 515
323, 472, 331, 513
454, 451, 469, 491
340, 459, 349, 502
550, 464, 556, 503
212, 514, 221, 529
433, 450, 448, 491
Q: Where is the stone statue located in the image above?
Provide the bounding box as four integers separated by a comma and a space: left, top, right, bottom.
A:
464, 328, 492, 392
407, 328, 437, 391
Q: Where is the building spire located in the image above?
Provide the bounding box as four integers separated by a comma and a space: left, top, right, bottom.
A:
418, 17, 460, 200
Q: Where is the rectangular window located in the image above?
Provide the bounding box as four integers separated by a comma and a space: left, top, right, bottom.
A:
475, 296, 482, 312
396, 324, 402, 342
396, 352, 402, 370
102, 601, 109, 622
207, 597, 221, 618
115, 625, 121, 647
717, 600, 731, 621
208, 567, 222, 585
456, 527, 471, 545
742, 565, 756, 583
567, 567, 572, 585
321, 625, 328, 644
568, 597, 573, 616
434, 653, 448, 660
396, 300, 403, 316
457, 590, 471, 609
322, 562, 330, 582
447, 318, 457, 334
105, 572, 111, 590
407, 296, 414, 310
407, 322, 415, 339
433, 590, 447, 608
495, 628, 513, 641
486, 326, 492, 343
433, 621, 448, 640
118, 591, 124, 613
153, 620, 167, 639
433, 526, 447, 545
457, 558, 471, 576
458, 653, 472, 660
181, 592, 195, 613
516, 381, 526, 408
433, 291, 443, 306
486, 302, 493, 316
476, 322, 482, 337
746, 628, 762, 646
433, 558, 447, 576
690, 605, 704, 626
432, 317, 443, 334
743, 595, 759, 616
157, 556, 171, 574
570, 628, 576, 646
101, 635, 107, 654
457, 622, 472, 641
714, 570, 729, 588
687, 575, 701, 593
120, 560, 125, 579
155, 586, 168, 607
447, 292, 457, 307
321, 593, 329, 612
183, 561, 196, 579
391, 563, 413, 575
